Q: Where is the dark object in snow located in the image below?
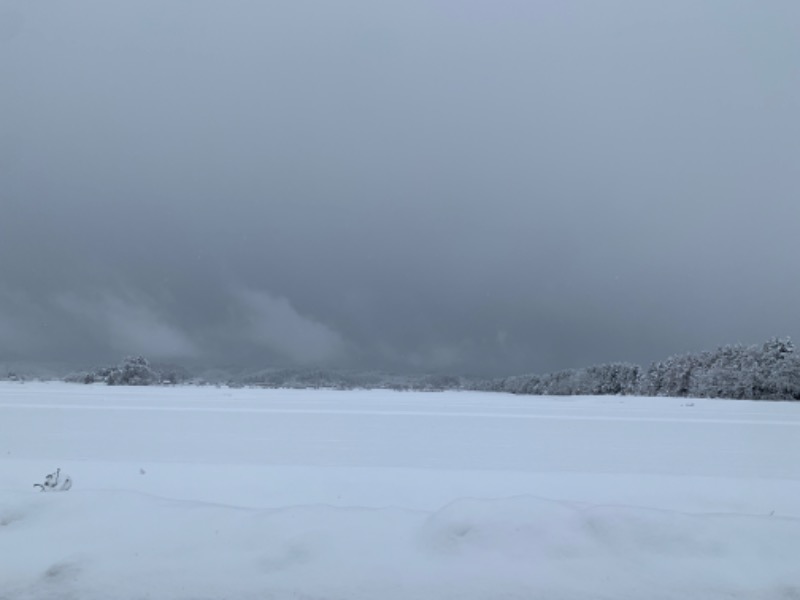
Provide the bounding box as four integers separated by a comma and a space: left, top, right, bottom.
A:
33, 468, 72, 492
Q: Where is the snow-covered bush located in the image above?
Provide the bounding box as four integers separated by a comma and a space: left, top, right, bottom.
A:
107, 356, 158, 385
33, 468, 72, 492
72, 356, 159, 386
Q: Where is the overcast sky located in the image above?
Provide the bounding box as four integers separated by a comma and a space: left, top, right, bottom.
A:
1, 0, 799, 376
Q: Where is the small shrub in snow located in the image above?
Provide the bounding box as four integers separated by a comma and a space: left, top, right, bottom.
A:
33, 468, 72, 492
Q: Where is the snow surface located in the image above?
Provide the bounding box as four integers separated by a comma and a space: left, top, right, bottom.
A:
2, 382, 800, 599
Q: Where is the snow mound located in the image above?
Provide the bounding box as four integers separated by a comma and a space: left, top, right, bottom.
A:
2, 491, 799, 600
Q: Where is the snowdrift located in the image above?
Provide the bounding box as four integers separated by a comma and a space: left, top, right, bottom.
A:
3, 383, 800, 598
2, 491, 799, 600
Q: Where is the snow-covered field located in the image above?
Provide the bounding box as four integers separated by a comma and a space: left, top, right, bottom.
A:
2, 382, 800, 599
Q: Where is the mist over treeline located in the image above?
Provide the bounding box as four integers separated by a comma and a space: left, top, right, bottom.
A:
4, 337, 798, 401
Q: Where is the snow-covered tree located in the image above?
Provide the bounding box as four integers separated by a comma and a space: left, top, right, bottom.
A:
753, 338, 800, 400
106, 356, 158, 386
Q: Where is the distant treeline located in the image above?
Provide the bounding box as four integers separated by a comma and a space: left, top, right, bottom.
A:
9, 337, 799, 401
470, 337, 800, 401
62, 356, 463, 392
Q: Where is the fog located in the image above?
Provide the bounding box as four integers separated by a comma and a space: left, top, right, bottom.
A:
1, 1, 798, 375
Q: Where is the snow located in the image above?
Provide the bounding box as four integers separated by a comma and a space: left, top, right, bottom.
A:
2, 382, 800, 599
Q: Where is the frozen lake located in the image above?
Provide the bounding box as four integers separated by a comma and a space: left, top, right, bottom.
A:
2, 382, 800, 599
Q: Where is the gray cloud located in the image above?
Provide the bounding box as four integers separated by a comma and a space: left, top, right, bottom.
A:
1, 0, 799, 375
233, 289, 349, 365
54, 291, 198, 360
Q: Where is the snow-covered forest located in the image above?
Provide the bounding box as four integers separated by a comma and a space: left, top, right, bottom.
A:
5, 336, 797, 401
478, 337, 800, 401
